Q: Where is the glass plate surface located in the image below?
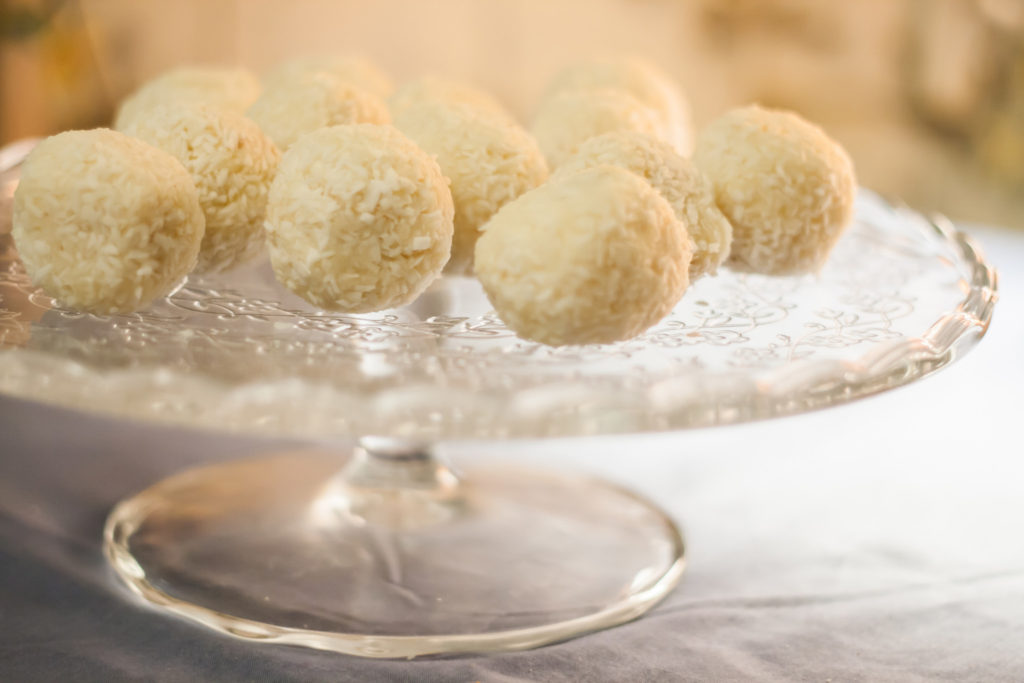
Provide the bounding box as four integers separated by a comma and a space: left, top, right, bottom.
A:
0, 158, 995, 440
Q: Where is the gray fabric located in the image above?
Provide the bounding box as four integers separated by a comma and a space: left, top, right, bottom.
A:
1, 225, 1022, 682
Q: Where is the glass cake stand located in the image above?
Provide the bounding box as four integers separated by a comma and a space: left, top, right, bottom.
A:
0, 141, 997, 658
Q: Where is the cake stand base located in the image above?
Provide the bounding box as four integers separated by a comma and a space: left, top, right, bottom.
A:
104, 446, 685, 658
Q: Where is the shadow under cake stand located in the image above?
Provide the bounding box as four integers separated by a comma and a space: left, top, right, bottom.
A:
0, 143, 997, 658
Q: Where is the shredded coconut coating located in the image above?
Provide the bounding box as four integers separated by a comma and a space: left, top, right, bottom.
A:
121, 104, 280, 274
693, 105, 857, 276
247, 72, 390, 151
262, 56, 393, 99
556, 131, 732, 281
265, 124, 454, 312
543, 57, 693, 154
114, 66, 260, 132
530, 89, 663, 169
394, 101, 548, 275
12, 129, 204, 314
389, 77, 515, 123
475, 165, 692, 346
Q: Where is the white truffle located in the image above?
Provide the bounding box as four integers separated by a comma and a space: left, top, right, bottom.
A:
12, 129, 204, 314
394, 101, 548, 274
247, 72, 390, 151
114, 66, 260, 131
475, 165, 692, 346
693, 105, 857, 275
262, 55, 393, 98
121, 104, 280, 273
265, 124, 454, 312
542, 57, 693, 154
530, 88, 662, 169
389, 77, 514, 123
556, 131, 732, 280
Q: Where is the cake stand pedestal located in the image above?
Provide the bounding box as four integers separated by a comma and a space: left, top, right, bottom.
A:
105, 442, 684, 657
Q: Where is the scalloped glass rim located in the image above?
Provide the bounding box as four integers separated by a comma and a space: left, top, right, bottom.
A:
0, 144, 998, 441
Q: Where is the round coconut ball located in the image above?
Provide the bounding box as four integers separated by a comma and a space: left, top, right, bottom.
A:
262, 55, 393, 98
265, 124, 454, 312
394, 101, 548, 275
389, 77, 514, 123
12, 129, 204, 314
693, 105, 857, 276
247, 72, 390, 151
556, 130, 732, 280
531, 88, 663, 169
543, 57, 693, 154
114, 66, 260, 131
121, 104, 280, 274
475, 165, 692, 346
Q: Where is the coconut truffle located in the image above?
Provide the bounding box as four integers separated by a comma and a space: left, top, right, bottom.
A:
389, 76, 514, 123
475, 165, 692, 346
262, 55, 393, 98
265, 124, 454, 312
693, 105, 857, 275
394, 101, 548, 274
556, 130, 732, 280
12, 129, 204, 314
120, 104, 280, 274
114, 66, 260, 132
543, 57, 693, 154
247, 72, 390, 151
530, 88, 663, 169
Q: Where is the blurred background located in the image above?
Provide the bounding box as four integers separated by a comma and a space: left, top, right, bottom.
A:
1, 0, 1022, 227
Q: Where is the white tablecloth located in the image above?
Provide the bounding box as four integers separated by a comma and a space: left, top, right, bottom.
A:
1, 225, 1021, 682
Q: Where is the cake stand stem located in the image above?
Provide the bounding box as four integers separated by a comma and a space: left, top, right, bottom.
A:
315, 438, 464, 530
